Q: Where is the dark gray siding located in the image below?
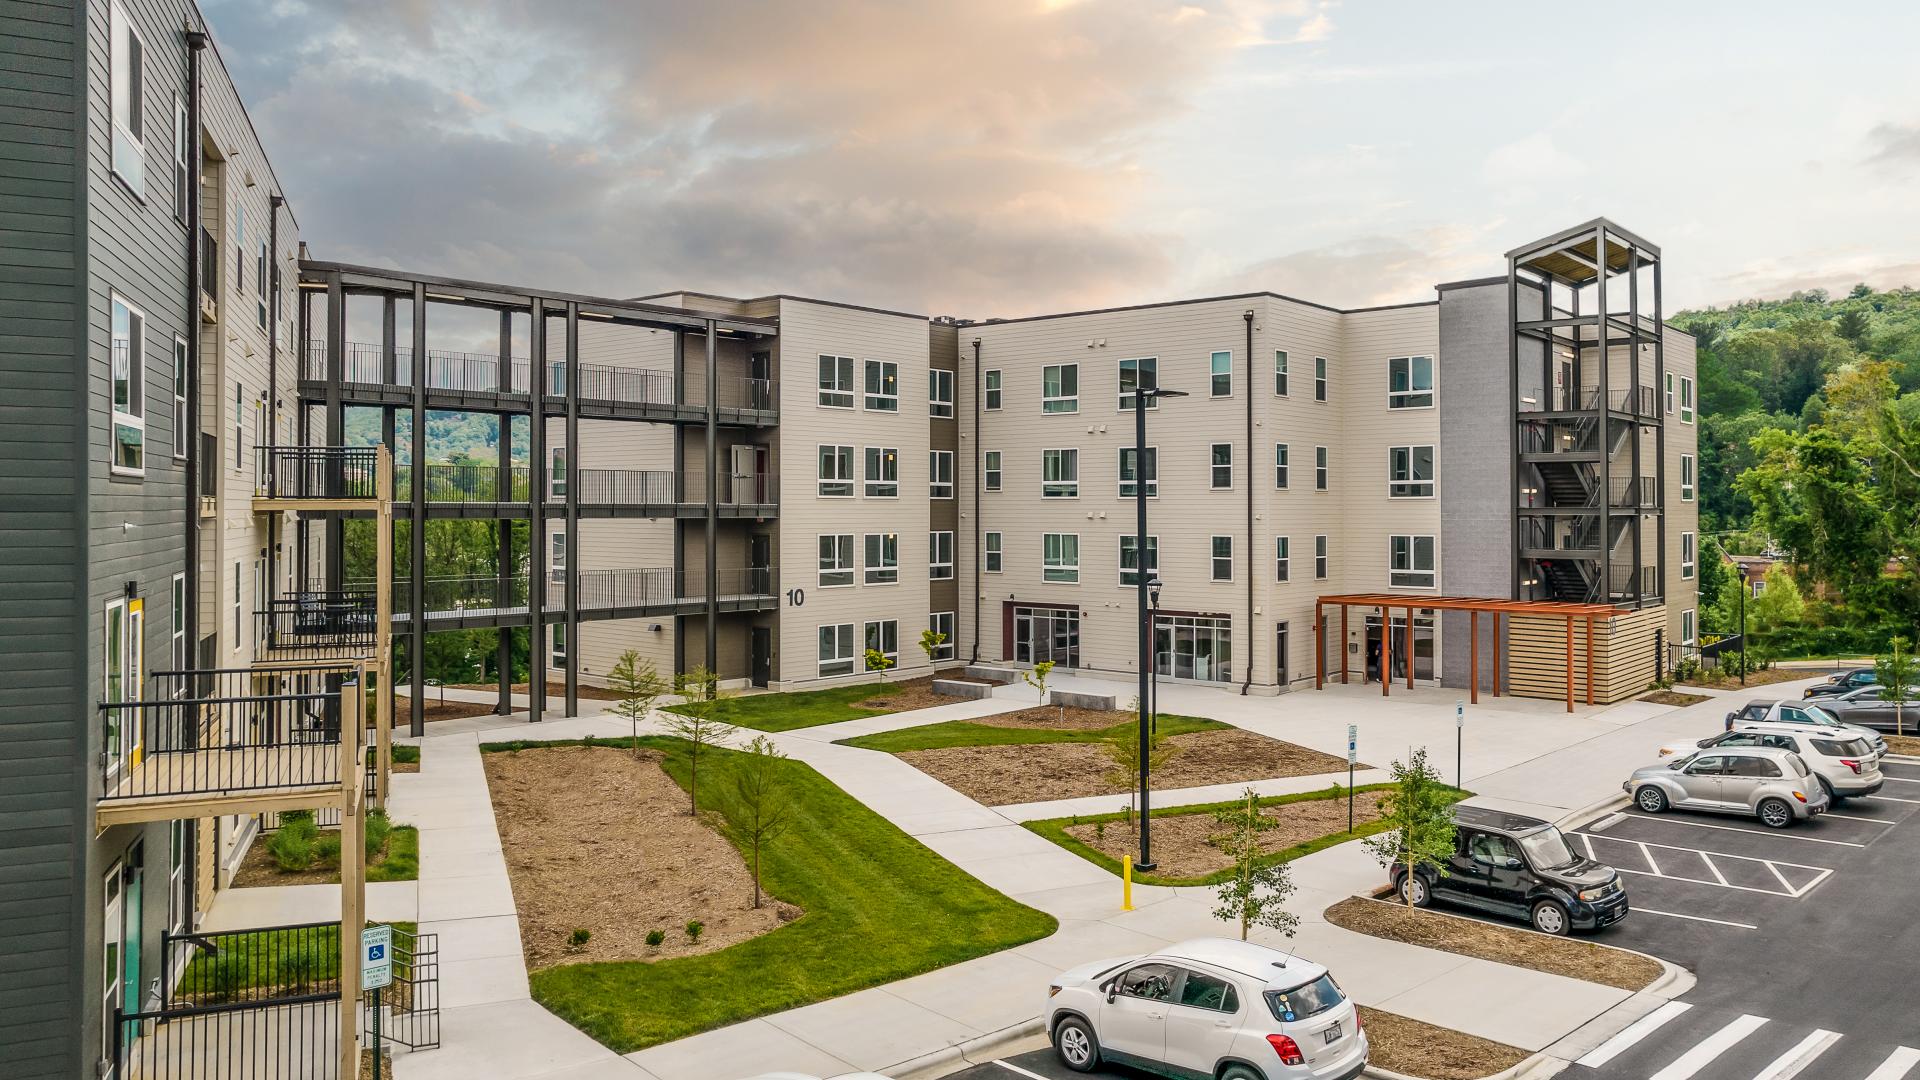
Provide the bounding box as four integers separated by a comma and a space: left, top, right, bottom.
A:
929, 322, 959, 624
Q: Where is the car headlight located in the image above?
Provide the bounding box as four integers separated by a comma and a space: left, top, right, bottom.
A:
1048, 985, 1061, 998
1577, 885, 1611, 901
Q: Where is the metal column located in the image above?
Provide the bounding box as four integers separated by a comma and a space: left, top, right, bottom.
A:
325, 273, 346, 592
496, 310, 514, 715
409, 284, 427, 737
564, 302, 580, 717
1593, 223, 1610, 607
528, 300, 547, 721
705, 319, 719, 675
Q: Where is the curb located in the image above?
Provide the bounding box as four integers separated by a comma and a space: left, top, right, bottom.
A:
888, 1018, 1045, 1080
1367, 1052, 1570, 1080
1552, 792, 1631, 831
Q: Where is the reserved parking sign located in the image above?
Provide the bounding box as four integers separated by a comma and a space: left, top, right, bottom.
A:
362, 925, 393, 991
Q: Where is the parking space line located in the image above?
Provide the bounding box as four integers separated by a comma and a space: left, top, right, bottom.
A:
1612, 865, 1799, 897
1575, 1000, 1693, 1068
1622, 815, 1868, 847
1818, 811, 1896, 823
1699, 852, 1730, 886
994, 1060, 1050, 1080
1752, 1028, 1841, 1080
1576, 832, 1835, 874
1638, 842, 1663, 875
1866, 794, 1920, 805
1792, 867, 1835, 897
1581, 833, 1599, 861
1765, 860, 1795, 893
1648, 1013, 1768, 1080
1634, 907, 1759, 930
1880, 775, 1920, 784
1865, 1046, 1920, 1080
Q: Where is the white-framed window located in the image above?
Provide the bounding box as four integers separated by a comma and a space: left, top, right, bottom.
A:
1682, 608, 1697, 647
1119, 446, 1156, 498
1665, 371, 1675, 414
168, 819, 188, 935
1210, 535, 1233, 581
985, 531, 1003, 573
1315, 535, 1329, 580
818, 354, 855, 408
1274, 443, 1289, 489
1274, 350, 1289, 396
234, 205, 244, 286
929, 611, 956, 661
102, 597, 139, 775
172, 336, 187, 459
930, 531, 955, 580
233, 381, 244, 470
1388, 445, 1435, 498
1043, 533, 1079, 583
170, 572, 186, 670
1120, 535, 1158, 586
172, 94, 189, 225
231, 561, 241, 649
552, 621, 567, 669
864, 358, 898, 411
1313, 356, 1328, 402
547, 444, 567, 500
1680, 376, 1694, 424
1388, 355, 1435, 409
984, 369, 1002, 411
1681, 533, 1696, 580
103, 858, 125, 1063
109, 2, 146, 197
818, 444, 854, 497
1210, 443, 1232, 489
1119, 357, 1158, 409
1681, 454, 1695, 502
819, 623, 856, 677
929, 368, 954, 418
1042, 363, 1078, 413
864, 532, 898, 584
110, 294, 146, 475
1314, 446, 1328, 491
1275, 536, 1290, 582
985, 450, 1002, 492
863, 446, 898, 497
929, 450, 954, 499
257, 242, 269, 328
818, 534, 855, 587
1210, 349, 1233, 397
548, 532, 566, 587
1389, 535, 1437, 588
253, 556, 266, 650
1042, 448, 1078, 498
864, 619, 899, 668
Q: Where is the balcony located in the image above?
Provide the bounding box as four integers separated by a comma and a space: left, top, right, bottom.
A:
257, 591, 380, 663
568, 468, 778, 517
253, 446, 389, 510
394, 463, 532, 507
1608, 474, 1660, 510
371, 566, 779, 630
1519, 516, 1602, 559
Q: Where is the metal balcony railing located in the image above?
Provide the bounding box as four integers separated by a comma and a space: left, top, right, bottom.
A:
256, 446, 381, 500
1519, 385, 1602, 414
258, 591, 379, 656
426, 348, 532, 394
1610, 563, 1661, 600
1519, 516, 1601, 553
1607, 474, 1660, 509
395, 463, 531, 504
363, 567, 779, 620
568, 361, 676, 407
566, 468, 779, 508
1609, 386, 1659, 417
1519, 417, 1600, 455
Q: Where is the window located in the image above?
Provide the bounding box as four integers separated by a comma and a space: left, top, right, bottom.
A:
1274, 350, 1289, 396
172, 336, 187, 459
233, 382, 243, 470
864, 619, 899, 668
819, 623, 856, 676
1275, 536, 1290, 582
1273, 443, 1289, 489
864, 446, 898, 497
172, 95, 188, 225
1211, 535, 1233, 581
102, 597, 140, 775
1116, 963, 1178, 1002
1154, 614, 1232, 682
235, 205, 245, 285
1120, 535, 1158, 586
1179, 970, 1239, 1013
864, 359, 898, 410
552, 622, 567, 669
930, 531, 954, 580
232, 561, 242, 647
1042, 533, 1079, 583
985, 450, 1002, 492
110, 3, 145, 196
549, 532, 566, 585
929, 612, 956, 661
818, 534, 854, 587
1682, 532, 1696, 580
1389, 445, 1435, 497
1314, 446, 1328, 491
168, 820, 188, 935
1042, 363, 1079, 413
1042, 449, 1078, 498
1210, 443, 1232, 489
1275, 621, 1290, 686
1315, 535, 1328, 579
1680, 376, 1695, 424
257, 243, 269, 328
817, 354, 854, 408
170, 572, 186, 669
985, 531, 1003, 573
864, 532, 898, 584
1390, 535, 1437, 588
929, 450, 954, 499
1665, 372, 1675, 414
1681, 454, 1695, 501
1682, 608, 1697, 647
1210, 350, 1233, 397
929, 368, 954, 418
110, 295, 145, 475
548, 444, 567, 500
1389, 355, 1435, 408
1119, 447, 1157, 498
984, 369, 1002, 411
1119, 357, 1158, 409
1314, 356, 1328, 402
817, 444, 854, 497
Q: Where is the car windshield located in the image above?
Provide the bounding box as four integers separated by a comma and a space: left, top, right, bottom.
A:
1266, 974, 1344, 1023
1782, 704, 1842, 727
1516, 826, 1579, 870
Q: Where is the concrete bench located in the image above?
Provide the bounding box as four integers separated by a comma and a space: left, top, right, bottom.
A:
932, 679, 993, 700
964, 665, 1023, 685
1051, 690, 1119, 712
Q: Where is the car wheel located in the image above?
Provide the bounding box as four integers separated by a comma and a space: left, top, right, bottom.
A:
1220, 1066, 1263, 1080
1052, 1015, 1100, 1073
1757, 798, 1794, 829
1635, 786, 1668, 814
1399, 872, 1432, 908
1531, 900, 1570, 936
1816, 776, 1846, 805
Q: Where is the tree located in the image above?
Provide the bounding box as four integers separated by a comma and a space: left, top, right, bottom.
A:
606, 650, 667, 758
1023, 660, 1057, 719
1750, 563, 1807, 639
865, 647, 895, 683
1105, 696, 1176, 837
1363, 748, 1457, 909
1210, 788, 1299, 941
1877, 636, 1917, 737
663, 666, 733, 816
726, 735, 795, 909
1697, 544, 1738, 637
1837, 307, 1871, 348
918, 628, 948, 670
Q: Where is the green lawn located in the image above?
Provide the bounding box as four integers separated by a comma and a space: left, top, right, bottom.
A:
662, 683, 898, 731
839, 712, 1222, 753
367, 826, 419, 883
479, 736, 1058, 1052
391, 744, 420, 765
179, 921, 420, 998
1023, 783, 1471, 887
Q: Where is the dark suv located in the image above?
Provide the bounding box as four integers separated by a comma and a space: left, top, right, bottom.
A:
1804, 668, 1877, 699
1392, 806, 1628, 936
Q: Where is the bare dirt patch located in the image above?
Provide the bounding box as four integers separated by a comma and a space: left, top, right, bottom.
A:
902, 729, 1351, 806
1686, 666, 1826, 690
1641, 690, 1712, 707
391, 696, 499, 725
1325, 896, 1662, 992
1357, 1007, 1529, 1080
482, 744, 797, 970
1886, 734, 1920, 756
975, 704, 1126, 731
391, 758, 420, 774
1064, 790, 1388, 879
855, 669, 974, 712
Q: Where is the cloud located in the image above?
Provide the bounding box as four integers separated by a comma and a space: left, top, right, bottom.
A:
1205, 225, 1496, 309
1708, 255, 1920, 307
1484, 132, 1588, 185
1866, 120, 1920, 168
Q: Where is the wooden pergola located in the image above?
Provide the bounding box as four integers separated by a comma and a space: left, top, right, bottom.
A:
1314, 594, 1623, 713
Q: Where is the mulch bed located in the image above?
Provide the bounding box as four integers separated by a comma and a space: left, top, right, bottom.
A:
1325, 896, 1662, 992
901, 729, 1351, 807
1886, 734, 1920, 756
854, 669, 975, 712
1686, 666, 1824, 690
230, 829, 405, 888
482, 744, 798, 971
1358, 1007, 1529, 1080
1064, 790, 1388, 879
391, 697, 500, 724
391, 758, 420, 774
448, 681, 630, 701
976, 704, 1127, 731
1641, 690, 1712, 706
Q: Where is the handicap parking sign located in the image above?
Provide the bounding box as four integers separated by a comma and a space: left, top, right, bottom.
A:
362, 925, 393, 991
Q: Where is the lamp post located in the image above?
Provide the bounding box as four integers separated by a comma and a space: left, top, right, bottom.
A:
1737, 563, 1749, 687
1133, 381, 1186, 872
1147, 577, 1163, 736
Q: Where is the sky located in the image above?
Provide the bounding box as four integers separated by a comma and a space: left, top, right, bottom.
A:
203, 0, 1920, 319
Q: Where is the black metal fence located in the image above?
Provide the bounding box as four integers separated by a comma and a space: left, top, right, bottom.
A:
256, 446, 381, 500
570, 361, 676, 406
568, 468, 779, 508
395, 463, 531, 504
258, 592, 378, 656
1610, 385, 1660, 416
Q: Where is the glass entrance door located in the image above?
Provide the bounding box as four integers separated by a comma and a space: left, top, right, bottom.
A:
1365, 612, 1436, 682
1013, 606, 1079, 668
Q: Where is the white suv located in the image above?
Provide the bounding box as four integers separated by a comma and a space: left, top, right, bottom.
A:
1664, 721, 1884, 802
1045, 938, 1368, 1080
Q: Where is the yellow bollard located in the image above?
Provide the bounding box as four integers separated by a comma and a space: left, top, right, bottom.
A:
1122, 853, 1134, 911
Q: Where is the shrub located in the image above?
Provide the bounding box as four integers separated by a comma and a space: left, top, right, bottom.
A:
314, 831, 343, 867
267, 819, 319, 872
684, 920, 704, 942
364, 810, 393, 859
568, 928, 591, 949
644, 929, 665, 948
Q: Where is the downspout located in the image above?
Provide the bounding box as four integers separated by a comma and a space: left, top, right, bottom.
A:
184, 28, 208, 670
970, 336, 982, 664
1242, 309, 1255, 695
266, 193, 282, 606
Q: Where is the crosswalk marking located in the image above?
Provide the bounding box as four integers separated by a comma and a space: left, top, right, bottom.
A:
1865, 1046, 1920, 1080
1647, 1013, 1768, 1080
1576, 1000, 1693, 1068
1751, 1028, 1840, 1080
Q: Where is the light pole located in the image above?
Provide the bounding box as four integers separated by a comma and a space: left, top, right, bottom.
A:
1134, 381, 1186, 871
1737, 563, 1749, 687
1147, 577, 1163, 736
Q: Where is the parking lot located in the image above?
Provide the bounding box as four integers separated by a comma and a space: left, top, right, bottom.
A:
945, 1047, 1164, 1080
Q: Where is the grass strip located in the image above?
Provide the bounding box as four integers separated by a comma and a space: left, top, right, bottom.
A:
662, 683, 898, 731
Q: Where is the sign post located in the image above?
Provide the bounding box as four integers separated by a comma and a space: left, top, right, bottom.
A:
1455, 701, 1465, 791
362, 925, 394, 1079
1346, 724, 1358, 833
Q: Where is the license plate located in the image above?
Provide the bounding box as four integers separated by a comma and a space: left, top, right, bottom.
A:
1323, 1021, 1342, 1045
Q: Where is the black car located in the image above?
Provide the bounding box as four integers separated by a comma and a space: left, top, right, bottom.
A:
1391, 806, 1627, 936
1804, 668, 1877, 699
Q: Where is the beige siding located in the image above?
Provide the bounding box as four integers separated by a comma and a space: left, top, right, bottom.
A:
1663, 327, 1700, 648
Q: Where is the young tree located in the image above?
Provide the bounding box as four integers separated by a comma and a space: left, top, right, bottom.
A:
664, 666, 733, 816
1211, 788, 1298, 942
918, 628, 948, 670
1023, 659, 1057, 719
865, 647, 896, 684
1363, 747, 1458, 910
606, 650, 667, 758
1105, 697, 1177, 836
726, 735, 795, 909
1877, 635, 1917, 737
1749, 563, 1806, 639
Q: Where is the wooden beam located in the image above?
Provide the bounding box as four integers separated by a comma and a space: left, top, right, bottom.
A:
1564, 615, 1575, 713
1470, 610, 1479, 705
1340, 604, 1349, 684
339, 665, 366, 1080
